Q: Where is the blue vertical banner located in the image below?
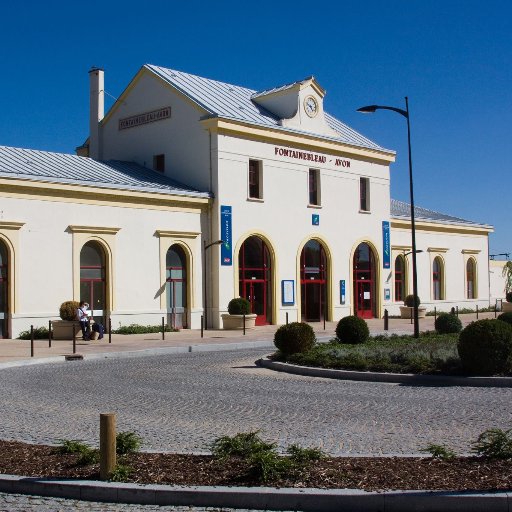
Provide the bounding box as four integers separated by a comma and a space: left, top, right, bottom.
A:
220, 205, 232, 266
382, 221, 391, 269
340, 280, 346, 304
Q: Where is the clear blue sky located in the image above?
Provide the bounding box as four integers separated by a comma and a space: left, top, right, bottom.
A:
1, 0, 510, 254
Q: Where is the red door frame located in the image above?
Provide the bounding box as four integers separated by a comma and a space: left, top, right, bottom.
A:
353, 244, 376, 319
300, 241, 327, 322
239, 237, 271, 326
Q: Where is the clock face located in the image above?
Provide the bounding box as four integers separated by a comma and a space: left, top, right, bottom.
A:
304, 96, 319, 118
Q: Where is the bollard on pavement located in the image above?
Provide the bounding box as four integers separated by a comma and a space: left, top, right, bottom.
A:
286, 312, 288, 325
30, 325, 34, 357
48, 320, 52, 348
243, 314, 246, 336
100, 413, 116, 480
476, 305, 479, 319
162, 316, 165, 340
201, 315, 204, 338
108, 317, 112, 344
72, 324, 76, 354
384, 309, 389, 331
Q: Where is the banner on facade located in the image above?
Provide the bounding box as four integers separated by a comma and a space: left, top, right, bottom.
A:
221, 205, 232, 266
382, 221, 391, 269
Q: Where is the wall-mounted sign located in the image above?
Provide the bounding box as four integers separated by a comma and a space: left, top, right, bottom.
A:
312, 214, 319, 226
220, 205, 232, 266
273, 146, 351, 168
340, 280, 346, 304
119, 107, 171, 130
282, 280, 295, 306
382, 221, 391, 269
384, 288, 391, 301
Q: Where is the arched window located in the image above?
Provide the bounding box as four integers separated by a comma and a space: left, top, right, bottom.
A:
166, 245, 187, 328
300, 240, 327, 322
80, 241, 106, 315
394, 255, 405, 302
467, 258, 476, 299
433, 257, 444, 300
353, 243, 377, 318
239, 236, 272, 325
0, 241, 8, 338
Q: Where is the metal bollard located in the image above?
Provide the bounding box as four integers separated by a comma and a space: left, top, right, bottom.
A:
100, 413, 116, 481
30, 325, 34, 357
456, 306, 459, 317
243, 314, 246, 336
72, 324, 76, 354
108, 317, 112, 344
201, 315, 204, 338
286, 312, 288, 325
48, 320, 52, 348
162, 316, 165, 340
476, 305, 479, 319
384, 309, 389, 331
323, 313, 326, 331
495, 301, 497, 318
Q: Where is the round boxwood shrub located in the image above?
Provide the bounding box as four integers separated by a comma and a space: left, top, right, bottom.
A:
435, 312, 462, 334
404, 294, 421, 307
274, 322, 315, 355
335, 315, 369, 344
457, 319, 512, 375
227, 297, 251, 315
498, 312, 512, 327
59, 300, 80, 321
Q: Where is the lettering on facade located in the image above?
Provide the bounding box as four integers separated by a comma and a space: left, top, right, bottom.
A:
274, 146, 350, 168
119, 107, 171, 130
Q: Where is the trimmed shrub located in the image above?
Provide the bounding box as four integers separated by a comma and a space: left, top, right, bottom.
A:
335, 315, 369, 344
18, 326, 49, 340
506, 292, 512, 303
227, 297, 251, 315
274, 322, 315, 355
435, 313, 462, 334
498, 312, 512, 327
404, 295, 421, 307
457, 319, 512, 375
59, 301, 80, 321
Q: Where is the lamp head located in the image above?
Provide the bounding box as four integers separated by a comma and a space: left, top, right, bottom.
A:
357, 105, 379, 114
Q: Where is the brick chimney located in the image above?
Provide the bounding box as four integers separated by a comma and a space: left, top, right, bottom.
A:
89, 67, 104, 160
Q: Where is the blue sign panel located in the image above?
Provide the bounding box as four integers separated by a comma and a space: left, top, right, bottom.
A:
220, 205, 232, 266
382, 221, 391, 269
312, 214, 319, 226
340, 280, 346, 304
384, 288, 391, 301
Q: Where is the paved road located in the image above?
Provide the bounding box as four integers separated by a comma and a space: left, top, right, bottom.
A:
1, 348, 511, 455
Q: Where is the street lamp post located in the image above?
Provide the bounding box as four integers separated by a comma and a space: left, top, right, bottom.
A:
357, 97, 420, 338
203, 239, 224, 330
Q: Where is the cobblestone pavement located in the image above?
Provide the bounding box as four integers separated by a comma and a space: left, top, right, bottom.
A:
1, 348, 511, 456
0, 492, 268, 511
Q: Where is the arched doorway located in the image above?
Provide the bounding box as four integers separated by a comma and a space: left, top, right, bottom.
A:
238, 236, 272, 325
300, 240, 327, 322
0, 241, 8, 338
166, 244, 188, 329
80, 241, 106, 322
353, 242, 376, 318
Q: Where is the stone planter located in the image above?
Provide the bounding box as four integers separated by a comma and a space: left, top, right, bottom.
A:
221, 314, 257, 330
51, 320, 82, 340
503, 302, 512, 313
399, 306, 427, 319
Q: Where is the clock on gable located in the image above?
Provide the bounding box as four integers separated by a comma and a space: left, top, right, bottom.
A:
304, 95, 319, 118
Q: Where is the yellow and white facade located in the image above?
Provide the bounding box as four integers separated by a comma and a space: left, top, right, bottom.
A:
0, 64, 501, 337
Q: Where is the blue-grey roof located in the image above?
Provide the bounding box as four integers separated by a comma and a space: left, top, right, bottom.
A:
146, 65, 390, 153
391, 199, 492, 228
0, 146, 210, 198
250, 76, 314, 99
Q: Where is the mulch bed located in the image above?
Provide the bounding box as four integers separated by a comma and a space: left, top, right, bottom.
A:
1, 440, 511, 491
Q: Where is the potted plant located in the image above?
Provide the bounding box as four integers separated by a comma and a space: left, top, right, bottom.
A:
221, 298, 257, 330
400, 294, 427, 319
51, 300, 82, 339
503, 261, 512, 313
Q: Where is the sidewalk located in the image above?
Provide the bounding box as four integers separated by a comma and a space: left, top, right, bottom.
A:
0, 312, 498, 365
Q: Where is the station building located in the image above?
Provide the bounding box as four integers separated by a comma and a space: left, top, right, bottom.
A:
0, 65, 498, 338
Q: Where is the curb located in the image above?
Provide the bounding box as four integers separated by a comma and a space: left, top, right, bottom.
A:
0, 474, 510, 511
258, 358, 512, 388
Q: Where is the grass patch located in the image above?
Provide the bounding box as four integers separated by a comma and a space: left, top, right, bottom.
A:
277, 332, 465, 375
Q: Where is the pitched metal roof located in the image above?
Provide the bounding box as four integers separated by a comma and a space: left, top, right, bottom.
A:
250, 76, 314, 99
145, 65, 390, 153
0, 146, 210, 198
391, 199, 492, 228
